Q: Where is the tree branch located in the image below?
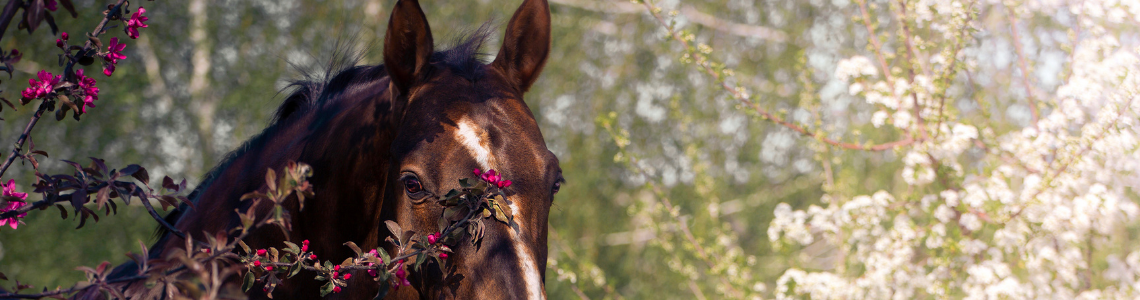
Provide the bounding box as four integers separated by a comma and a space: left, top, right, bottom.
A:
0, 0, 129, 180
641, 0, 914, 151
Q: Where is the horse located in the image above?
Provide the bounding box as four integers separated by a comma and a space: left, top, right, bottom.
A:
108, 0, 560, 298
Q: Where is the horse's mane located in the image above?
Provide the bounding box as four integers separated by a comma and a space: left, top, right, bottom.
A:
155, 24, 495, 238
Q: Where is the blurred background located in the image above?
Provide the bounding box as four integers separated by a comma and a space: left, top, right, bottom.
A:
1, 0, 1136, 299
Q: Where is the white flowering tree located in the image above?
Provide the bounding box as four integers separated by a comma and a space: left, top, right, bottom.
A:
548, 0, 1140, 299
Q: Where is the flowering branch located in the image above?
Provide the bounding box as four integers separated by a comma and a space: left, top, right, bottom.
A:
1005, 3, 1041, 126
638, 0, 915, 151
0, 0, 131, 180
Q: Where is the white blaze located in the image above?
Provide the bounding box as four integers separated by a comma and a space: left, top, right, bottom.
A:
456, 119, 494, 170
453, 118, 545, 300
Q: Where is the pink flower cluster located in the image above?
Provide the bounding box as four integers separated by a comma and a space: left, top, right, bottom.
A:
366, 249, 382, 277
56, 32, 68, 48
473, 168, 512, 188
393, 259, 412, 289
1, 180, 29, 230
21, 70, 60, 100
426, 232, 450, 259
103, 37, 126, 77
126, 7, 148, 39
76, 69, 99, 113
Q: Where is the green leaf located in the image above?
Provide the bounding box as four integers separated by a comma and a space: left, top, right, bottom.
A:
283, 241, 299, 254
373, 280, 390, 300
239, 241, 252, 255
266, 168, 277, 192
319, 281, 335, 297
459, 178, 472, 188
288, 262, 302, 278
384, 220, 402, 239
443, 189, 461, 200
344, 241, 362, 256
376, 248, 391, 264
414, 252, 427, 271
241, 272, 255, 292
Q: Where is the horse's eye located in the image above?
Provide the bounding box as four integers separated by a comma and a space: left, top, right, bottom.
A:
404, 178, 424, 195
552, 181, 562, 194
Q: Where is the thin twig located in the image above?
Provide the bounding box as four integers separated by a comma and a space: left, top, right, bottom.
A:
1007, 95, 1135, 221
893, 0, 929, 139
1006, 4, 1040, 126
641, 0, 914, 151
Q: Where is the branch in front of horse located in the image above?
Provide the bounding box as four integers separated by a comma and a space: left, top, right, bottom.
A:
0, 161, 190, 240
1, 163, 499, 298
636, 0, 916, 152
0, 0, 132, 180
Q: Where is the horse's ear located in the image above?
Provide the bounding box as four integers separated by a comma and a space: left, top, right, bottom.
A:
384, 0, 434, 95
492, 0, 550, 93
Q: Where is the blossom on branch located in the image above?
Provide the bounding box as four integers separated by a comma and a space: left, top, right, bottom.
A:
126, 7, 148, 39
103, 37, 126, 76
1, 179, 29, 230
21, 70, 60, 101
76, 69, 99, 113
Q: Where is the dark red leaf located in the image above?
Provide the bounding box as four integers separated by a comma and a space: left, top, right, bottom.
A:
162, 176, 176, 191
23, 0, 45, 33
89, 157, 106, 174
59, 0, 77, 18
70, 190, 85, 209
43, 10, 56, 35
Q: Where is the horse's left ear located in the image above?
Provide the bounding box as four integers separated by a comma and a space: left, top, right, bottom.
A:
492, 0, 550, 93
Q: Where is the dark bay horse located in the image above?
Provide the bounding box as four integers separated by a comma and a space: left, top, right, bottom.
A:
110, 0, 560, 298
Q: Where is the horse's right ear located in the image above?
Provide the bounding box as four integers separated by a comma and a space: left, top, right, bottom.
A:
383, 0, 434, 96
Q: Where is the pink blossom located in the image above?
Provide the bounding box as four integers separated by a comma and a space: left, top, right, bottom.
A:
497, 180, 512, 188
1, 180, 28, 230
256, 249, 267, 256
105, 37, 126, 64
309, 254, 317, 260
21, 70, 61, 100
265, 266, 273, 271
76, 69, 99, 113
126, 7, 149, 39
61, 32, 68, 41
343, 273, 351, 280
428, 233, 438, 244
481, 169, 500, 184
332, 286, 341, 293
439, 253, 448, 259
44, 0, 57, 11
103, 64, 115, 77
253, 260, 261, 267
473, 168, 482, 176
